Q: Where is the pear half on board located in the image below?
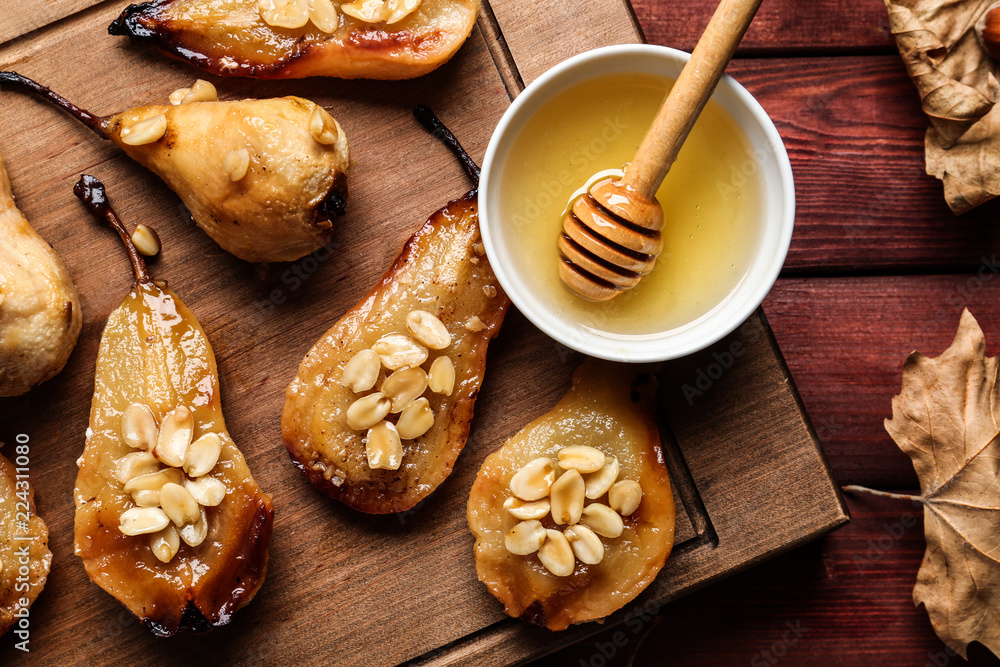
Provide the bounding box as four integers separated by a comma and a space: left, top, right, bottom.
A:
0, 147, 82, 397
0, 72, 349, 263
282, 107, 509, 513
72, 175, 273, 636
468, 360, 675, 631
110, 0, 479, 80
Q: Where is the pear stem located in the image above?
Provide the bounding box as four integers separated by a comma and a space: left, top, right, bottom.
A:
73, 175, 152, 284
413, 105, 480, 188
842, 485, 923, 503
0, 71, 108, 139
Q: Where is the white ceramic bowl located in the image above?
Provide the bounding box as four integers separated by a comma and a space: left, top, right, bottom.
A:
479, 44, 794, 362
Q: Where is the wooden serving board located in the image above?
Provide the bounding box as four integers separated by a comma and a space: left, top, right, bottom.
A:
0, 0, 849, 664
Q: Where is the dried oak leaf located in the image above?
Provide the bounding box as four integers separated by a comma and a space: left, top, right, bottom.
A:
884, 308, 1000, 659
884, 0, 1000, 213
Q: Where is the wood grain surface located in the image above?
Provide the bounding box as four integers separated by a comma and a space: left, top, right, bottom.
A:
726, 55, 1000, 275
0, 0, 849, 665
631, 0, 895, 55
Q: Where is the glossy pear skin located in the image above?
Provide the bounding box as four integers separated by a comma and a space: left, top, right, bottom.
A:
0, 453, 51, 636
0, 150, 82, 396
102, 97, 349, 263
468, 360, 675, 631
283, 194, 509, 513
111, 0, 479, 80
75, 279, 273, 636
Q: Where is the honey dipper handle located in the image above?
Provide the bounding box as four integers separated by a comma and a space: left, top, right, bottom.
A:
622, 0, 763, 197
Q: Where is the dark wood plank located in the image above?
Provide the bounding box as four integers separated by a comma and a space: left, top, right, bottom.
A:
763, 274, 1000, 490
722, 55, 1000, 274
631, 0, 894, 55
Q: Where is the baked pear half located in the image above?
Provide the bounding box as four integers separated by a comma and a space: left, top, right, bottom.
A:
72, 176, 273, 636
0, 72, 350, 263
283, 108, 509, 513
110, 0, 479, 80
468, 359, 675, 631
0, 451, 51, 637
0, 147, 82, 396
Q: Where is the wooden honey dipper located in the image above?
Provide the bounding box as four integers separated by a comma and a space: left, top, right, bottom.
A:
558, 0, 764, 301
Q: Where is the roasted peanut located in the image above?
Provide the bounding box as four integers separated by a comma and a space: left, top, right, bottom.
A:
609, 480, 642, 516
406, 310, 451, 350
579, 503, 624, 538
346, 392, 391, 431
549, 469, 585, 525
427, 356, 455, 395
557, 445, 605, 474
503, 496, 550, 521
121, 403, 158, 451
396, 397, 435, 440
538, 529, 574, 576
509, 457, 556, 501
504, 520, 546, 555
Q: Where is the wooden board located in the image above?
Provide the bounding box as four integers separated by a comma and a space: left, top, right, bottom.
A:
0, 0, 847, 664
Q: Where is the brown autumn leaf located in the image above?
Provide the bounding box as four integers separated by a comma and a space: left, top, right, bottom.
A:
883, 0, 1000, 213
880, 309, 1000, 659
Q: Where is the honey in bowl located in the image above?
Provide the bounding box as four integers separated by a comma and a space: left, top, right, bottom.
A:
501, 73, 763, 337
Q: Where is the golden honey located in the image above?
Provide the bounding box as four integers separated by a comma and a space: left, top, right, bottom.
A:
502, 74, 763, 336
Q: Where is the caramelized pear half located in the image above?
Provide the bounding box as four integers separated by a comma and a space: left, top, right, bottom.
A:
283, 108, 509, 513
0, 452, 51, 637
0, 73, 349, 263
468, 359, 675, 631
283, 194, 508, 512
72, 176, 273, 636
110, 0, 479, 80
0, 147, 82, 396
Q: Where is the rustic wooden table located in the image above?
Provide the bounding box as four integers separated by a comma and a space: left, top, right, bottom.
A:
542, 2, 1000, 666
1, 0, 997, 664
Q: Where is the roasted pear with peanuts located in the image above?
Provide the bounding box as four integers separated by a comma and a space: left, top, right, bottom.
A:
283, 108, 509, 514
0, 451, 52, 637
110, 0, 478, 80
468, 359, 675, 631
0, 147, 82, 396
72, 175, 273, 636
0, 72, 349, 263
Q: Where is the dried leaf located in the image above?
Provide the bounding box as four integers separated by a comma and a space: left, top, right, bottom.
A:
884, 0, 1000, 213
884, 309, 1000, 659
